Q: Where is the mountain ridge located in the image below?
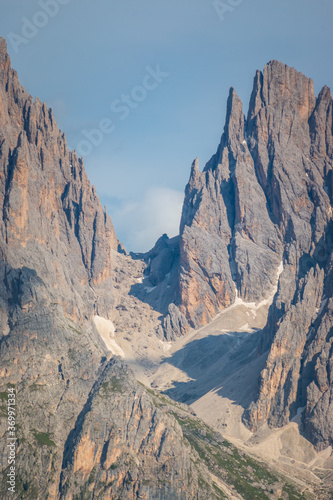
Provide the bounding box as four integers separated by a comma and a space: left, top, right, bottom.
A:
138, 58, 333, 450
0, 34, 332, 499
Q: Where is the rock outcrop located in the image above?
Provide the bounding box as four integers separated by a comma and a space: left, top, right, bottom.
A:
59, 359, 201, 500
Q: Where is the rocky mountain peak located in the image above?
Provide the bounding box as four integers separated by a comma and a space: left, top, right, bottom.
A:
184, 62, 332, 450
248, 59, 316, 124
0, 36, 7, 62
0, 37, 14, 87
189, 156, 200, 179
1, 42, 333, 497
318, 84, 332, 100
153, 61, 333, 453
224, 86, 245, 145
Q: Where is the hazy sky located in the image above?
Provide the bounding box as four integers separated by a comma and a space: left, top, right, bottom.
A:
0, 0, 332, 251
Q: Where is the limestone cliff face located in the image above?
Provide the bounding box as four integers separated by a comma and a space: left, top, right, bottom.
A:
1, 31, 333, 496
160, 61, 332, 448
244, 62, 333, 447
176, 61, 331, 330
0, 36, 117, 328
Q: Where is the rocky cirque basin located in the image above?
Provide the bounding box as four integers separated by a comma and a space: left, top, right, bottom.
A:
114, 252, 333, 496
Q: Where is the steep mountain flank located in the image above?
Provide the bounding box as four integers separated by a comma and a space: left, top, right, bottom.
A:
0, 35, 120, 498
0, 36, 119, 328
153, 60, 332, 449
243, 62, 333, 447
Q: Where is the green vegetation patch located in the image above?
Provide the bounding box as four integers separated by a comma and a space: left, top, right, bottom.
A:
68, 324, 83, 335
172, 415, 309, 500
33, 430, 56, 447
212, 482, 227, 499
0, 391, 7, 400
100, 377, 125, 396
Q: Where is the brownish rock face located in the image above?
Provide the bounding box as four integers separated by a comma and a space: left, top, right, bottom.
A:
59, 360, 202, 500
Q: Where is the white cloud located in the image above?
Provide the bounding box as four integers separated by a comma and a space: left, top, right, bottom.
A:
111, 187, 184, 253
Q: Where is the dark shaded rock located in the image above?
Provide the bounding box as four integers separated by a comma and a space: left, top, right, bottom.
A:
129, 235, 181, 322
147, 234, 176, 286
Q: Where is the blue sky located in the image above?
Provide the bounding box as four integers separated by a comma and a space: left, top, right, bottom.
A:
1, 0, 332, 251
